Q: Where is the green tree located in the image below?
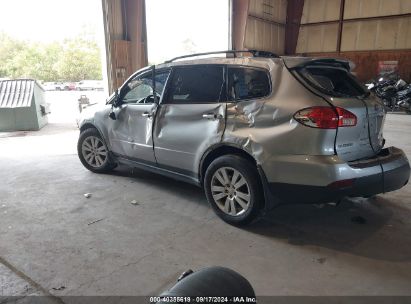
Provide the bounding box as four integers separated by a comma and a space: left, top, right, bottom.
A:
0, 32, 27, 78
0, 31, 102, 82
56, 37, 102, 81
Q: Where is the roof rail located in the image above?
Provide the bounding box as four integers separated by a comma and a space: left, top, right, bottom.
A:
164, 50, 280, 63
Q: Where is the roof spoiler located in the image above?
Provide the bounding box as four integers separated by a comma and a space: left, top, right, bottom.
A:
290, 58, 353, 71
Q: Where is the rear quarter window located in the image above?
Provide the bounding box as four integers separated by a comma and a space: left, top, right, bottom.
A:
228, 67, 271, 102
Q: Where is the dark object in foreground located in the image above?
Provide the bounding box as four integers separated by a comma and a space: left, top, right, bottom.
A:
157, 266, 255, 303
351, 215, 367, 224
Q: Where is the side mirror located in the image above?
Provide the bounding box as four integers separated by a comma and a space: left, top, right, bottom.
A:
109, 111, 116, 120
109, 89, 120, 120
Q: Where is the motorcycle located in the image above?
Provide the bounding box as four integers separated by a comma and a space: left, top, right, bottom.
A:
366, 72, 411, 114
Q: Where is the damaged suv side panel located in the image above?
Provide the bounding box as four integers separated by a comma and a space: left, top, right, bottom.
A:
222, 58, 337, 184
77, 52, 410, 225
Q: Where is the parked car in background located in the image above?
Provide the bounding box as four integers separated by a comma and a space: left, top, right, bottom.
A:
42, 82, 55, 91
77, 80, 104, 91
42, 82, 66, 91
64, 82, 77, 91
77, 50, 410, 225
54, 82, 66, 91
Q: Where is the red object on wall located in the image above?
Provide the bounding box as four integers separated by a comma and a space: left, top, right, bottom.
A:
378, 61, 399, 75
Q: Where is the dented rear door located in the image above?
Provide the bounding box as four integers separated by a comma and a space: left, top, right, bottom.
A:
153, 65, 226, 177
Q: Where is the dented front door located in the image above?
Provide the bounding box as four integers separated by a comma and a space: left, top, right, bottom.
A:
107, 69, 169, 163
108, 103, 157, 163
153, 65, 226, 177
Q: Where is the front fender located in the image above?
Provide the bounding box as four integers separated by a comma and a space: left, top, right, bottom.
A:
78, 108, 112, 151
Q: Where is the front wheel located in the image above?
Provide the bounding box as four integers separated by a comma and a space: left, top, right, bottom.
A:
77, 128, 116, 173
204, 155, 263, 226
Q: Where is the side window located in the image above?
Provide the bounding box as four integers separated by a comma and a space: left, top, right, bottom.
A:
122, 70, 170, 104
228, 67, 270, 102
165, 66, 224, 103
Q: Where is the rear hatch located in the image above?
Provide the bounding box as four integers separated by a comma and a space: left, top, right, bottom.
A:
291, 59, 386, 162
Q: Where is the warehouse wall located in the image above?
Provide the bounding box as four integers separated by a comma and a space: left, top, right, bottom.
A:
308, 50, 411, 83
341, 17, 411, 51
233, 0, 287, 54
295, 0, 411, 81
344, 0, 411, 19
296, 0, 340, 53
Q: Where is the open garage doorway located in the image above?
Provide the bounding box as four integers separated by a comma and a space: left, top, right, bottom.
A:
146, 0, 230, 64
1, 0, 231, 126
0, 0, 106, 127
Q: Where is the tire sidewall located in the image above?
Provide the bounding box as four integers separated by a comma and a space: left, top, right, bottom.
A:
204, 155, 262, 226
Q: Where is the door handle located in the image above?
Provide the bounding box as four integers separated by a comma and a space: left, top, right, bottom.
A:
202, 113, 223, 120
142, 112, 153, 118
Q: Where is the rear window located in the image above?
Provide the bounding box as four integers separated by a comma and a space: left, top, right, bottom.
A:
228, 67, 270, 101
297, 66, 366, 97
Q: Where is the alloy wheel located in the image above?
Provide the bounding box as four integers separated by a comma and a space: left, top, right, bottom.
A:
81, 136, 108, 168
211, 167, 251, 216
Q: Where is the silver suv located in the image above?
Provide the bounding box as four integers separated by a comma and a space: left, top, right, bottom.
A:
77, 50, 410, 225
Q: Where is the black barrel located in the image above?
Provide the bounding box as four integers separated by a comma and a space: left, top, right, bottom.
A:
158, 266, 255, 303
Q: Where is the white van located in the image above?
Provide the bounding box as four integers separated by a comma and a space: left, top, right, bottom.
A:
77, 80, 104, 91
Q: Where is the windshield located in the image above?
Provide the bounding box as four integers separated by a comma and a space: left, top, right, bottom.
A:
297, 66, 366, 98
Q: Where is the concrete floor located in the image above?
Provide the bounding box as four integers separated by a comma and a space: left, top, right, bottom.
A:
1, 107, 411, 300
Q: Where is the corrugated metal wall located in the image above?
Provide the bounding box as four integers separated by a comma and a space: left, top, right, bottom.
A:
244, 18, 285, 53
342, 0, 411, 52
341, 17, 411, 51
297, 23, 339, 53
248, 0, 287, 22
296, 0, 411, 53
344, 0, 411, 19
294, 0, 411, 81
308, 50, 411, 82
239, 0, 287, 54
300, 0, 340, 23
296, 0, 341, 53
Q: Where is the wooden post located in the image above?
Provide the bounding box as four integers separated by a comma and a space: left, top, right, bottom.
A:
336, 0, 345, 54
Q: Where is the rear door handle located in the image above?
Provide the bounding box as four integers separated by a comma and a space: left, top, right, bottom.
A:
142, 112, 153, 118
202, 113, 223, 120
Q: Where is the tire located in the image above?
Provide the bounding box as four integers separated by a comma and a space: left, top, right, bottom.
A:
204, 155, 263, 226
77, 128, 116, 173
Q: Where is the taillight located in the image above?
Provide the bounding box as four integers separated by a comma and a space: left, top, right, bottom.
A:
294, 106, 357, 129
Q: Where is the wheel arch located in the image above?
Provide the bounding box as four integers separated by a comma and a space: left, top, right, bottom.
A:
200, 144, 257, 183
199, 144, 271, 211
79, 122, 110, 150
79, 122, 98, 133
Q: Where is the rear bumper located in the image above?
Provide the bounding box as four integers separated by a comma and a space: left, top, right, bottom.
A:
262, 147, 410, 205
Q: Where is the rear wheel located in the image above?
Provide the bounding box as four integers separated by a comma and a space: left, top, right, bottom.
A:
204, 155, 263, 226
77, 128, 116, 173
